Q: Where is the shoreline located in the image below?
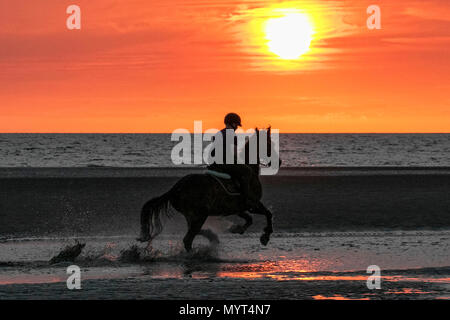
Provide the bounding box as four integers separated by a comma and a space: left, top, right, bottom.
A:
0, 231, 449, 299
1, 166, 450, 178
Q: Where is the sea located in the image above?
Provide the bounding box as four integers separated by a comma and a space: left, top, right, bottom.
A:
1, 133, 449, 167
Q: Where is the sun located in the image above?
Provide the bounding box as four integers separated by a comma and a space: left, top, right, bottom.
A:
264, 11, 314, 60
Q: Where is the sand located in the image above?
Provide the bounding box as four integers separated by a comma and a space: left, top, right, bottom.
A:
0, 167, 449, 237
0, 231, 449, 299
0, 167, 449, 300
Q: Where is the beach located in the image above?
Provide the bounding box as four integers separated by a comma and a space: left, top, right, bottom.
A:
0, 167, 449, 299
1, 167, 449, 237
0, 232, 449, 299
2, 0, 450, 304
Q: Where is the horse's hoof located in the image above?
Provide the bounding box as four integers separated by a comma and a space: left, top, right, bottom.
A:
210, 236, 220, 244
229, 224, 245, 234
136, 236, 150, 242
260, 234, 270, 246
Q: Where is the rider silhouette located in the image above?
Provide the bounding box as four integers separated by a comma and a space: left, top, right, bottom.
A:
208, 113, 255, 209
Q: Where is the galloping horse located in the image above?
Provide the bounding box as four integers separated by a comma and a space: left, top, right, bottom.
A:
137, 127, 277, 251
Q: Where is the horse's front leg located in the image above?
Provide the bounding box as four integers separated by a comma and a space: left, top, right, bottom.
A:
229, 212, 253, 234
252, 202, 273, 246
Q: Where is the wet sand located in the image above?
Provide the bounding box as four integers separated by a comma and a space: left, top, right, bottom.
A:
0, 167, 449, 299
2, 276, 448, 300
0, 167, 449, 237
0, 232, 449, 299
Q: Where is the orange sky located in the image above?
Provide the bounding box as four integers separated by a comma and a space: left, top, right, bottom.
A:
1, 0, 449, 133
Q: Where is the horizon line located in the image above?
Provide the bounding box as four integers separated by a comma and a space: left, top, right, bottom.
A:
1, 132, 449, 134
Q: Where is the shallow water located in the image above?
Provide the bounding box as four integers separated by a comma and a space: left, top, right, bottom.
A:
1, 231, 449, 299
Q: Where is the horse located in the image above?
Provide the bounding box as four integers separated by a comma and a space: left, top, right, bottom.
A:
137, 127, 277, 252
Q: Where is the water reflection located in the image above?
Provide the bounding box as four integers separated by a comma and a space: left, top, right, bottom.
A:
141, 258, 450, 287
313, 295, 369, 300
217, 259, 323, 279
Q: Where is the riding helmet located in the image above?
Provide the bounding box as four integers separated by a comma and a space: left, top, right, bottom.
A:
224, 113, 242, 127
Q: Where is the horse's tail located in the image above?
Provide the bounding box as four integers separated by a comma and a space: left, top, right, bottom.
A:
138, 190, 173, 242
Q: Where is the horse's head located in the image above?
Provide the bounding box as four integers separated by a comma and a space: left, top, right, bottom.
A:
264, 126, 282, 169
243, 126, 281, 175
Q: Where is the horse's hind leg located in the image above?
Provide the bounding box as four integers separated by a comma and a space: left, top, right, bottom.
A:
183, 214, 207, 252
229, 212, 253, 234
198, 229, 220, 244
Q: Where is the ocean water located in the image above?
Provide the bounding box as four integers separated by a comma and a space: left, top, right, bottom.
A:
0, 133, 449, 167
0, 134, 450, 167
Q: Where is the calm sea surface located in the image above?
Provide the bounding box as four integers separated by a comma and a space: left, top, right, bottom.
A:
0, 133, 449, 167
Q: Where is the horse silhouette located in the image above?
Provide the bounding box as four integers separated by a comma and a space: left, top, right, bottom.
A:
137, 127, 277, 252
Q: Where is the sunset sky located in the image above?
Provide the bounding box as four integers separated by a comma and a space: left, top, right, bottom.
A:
1, 0, 449, 133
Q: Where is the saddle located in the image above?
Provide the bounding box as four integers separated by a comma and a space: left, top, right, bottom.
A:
205, 170, 240, 195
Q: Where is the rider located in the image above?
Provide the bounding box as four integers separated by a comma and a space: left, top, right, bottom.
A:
208, 113, 256, 210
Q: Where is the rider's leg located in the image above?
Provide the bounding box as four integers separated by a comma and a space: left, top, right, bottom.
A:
212, 164, 256, 210
223, 164, 255, 208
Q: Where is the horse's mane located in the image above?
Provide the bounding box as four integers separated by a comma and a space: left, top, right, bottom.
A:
238, 128, 264, 166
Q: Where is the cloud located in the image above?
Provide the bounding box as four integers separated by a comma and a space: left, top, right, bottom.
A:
402, 3, 450, 22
